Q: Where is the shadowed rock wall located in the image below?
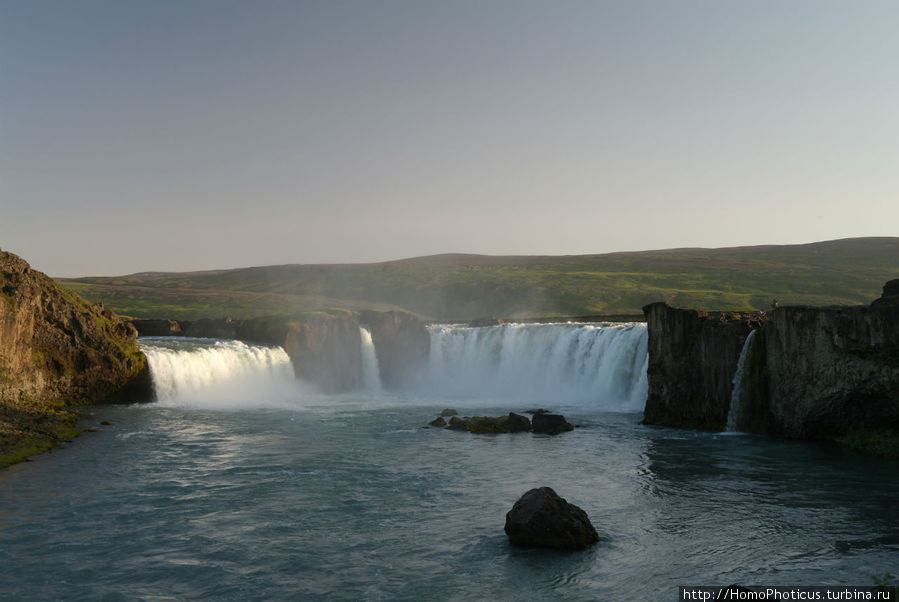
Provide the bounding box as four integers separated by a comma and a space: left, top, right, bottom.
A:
642, 302, 762, 430
643, 280, 899, 454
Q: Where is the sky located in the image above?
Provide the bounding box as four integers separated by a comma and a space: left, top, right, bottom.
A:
1, 0, 897, 277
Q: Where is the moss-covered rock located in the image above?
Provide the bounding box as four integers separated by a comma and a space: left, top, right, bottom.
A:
447, 416, 469, 430
0, 248, 151, 468
466, 413, 532, 434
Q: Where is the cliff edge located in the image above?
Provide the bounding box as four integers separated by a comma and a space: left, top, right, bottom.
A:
0, 249, 150, 468
643, 280, 899, 456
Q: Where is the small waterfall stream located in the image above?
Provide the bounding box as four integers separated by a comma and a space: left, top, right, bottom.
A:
726, 329, 757, 432
359, 326, 382, 391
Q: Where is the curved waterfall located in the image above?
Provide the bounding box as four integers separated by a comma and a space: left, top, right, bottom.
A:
138, 322, 649, 412
421, 322, 648, 411
139, 337, 298, 407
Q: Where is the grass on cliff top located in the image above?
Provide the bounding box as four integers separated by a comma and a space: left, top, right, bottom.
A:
58, 237, 899, 321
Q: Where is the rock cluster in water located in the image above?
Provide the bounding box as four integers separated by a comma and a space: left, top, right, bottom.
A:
504, 486, 599, 550
426, 409, 573, 435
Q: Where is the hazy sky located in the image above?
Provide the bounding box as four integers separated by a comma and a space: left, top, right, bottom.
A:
2, 0, 897, 276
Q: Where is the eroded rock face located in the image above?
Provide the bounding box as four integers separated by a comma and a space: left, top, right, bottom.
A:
0, 249, 150, 408
359, 310, 430, 388
504, 487, 599, 550
642, 283, 899, 453
281, 314, 363, 392
754, 301, 899, 440
1, 249, 151, 464
642, 303, 764, 430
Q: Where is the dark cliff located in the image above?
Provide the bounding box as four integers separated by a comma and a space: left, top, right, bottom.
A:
642, 303, 765, 430
742, 281, 899, 444
644, 280, 899, 455
1, 249, 151, 467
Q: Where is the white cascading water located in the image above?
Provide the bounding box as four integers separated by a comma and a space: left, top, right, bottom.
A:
725, 329, 757, 432
422, 322, 648, 411
139, 337, 299, 408
359, 327, 382, 391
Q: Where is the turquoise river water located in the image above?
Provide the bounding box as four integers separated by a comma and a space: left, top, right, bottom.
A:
0, 327, 896, 601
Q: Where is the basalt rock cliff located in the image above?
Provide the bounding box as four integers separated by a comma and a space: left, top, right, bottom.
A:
642, 303, 766, 430
643, 280, 899, 456
742, 280, 899, 445
0, 249, 151, 467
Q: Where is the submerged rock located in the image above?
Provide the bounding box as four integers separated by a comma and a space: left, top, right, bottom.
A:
531, 413, 573, 435
439, 408, 458, 417
504, 487, 599, 550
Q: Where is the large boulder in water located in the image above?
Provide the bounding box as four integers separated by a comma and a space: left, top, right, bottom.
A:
504, 487, 599, 550
531, 413, 573, 435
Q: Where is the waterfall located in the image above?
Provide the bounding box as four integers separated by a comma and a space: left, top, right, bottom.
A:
726, 330, 757, 432
421, 322, 648, 411
139, 337, 298, 407
359, 327, 382, 391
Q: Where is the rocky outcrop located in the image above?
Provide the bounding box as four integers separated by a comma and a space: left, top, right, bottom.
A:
359, 310, 430, 388
531, 412, 574, 435
504, 487, 599, 550
280, 313, 362, 392
642, 303, 766, 430
1, 249, 151, 466
643, 281, 899, 455
741, 287, 899, 443
425, 410, 572, 435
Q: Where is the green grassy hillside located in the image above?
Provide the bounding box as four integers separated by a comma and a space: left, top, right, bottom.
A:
58, 237, 899, 321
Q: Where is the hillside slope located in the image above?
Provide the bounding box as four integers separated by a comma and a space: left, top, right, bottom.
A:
59, 237, 899, 321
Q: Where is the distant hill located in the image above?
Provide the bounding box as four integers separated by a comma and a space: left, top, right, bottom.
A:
58, 237, 899, 321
